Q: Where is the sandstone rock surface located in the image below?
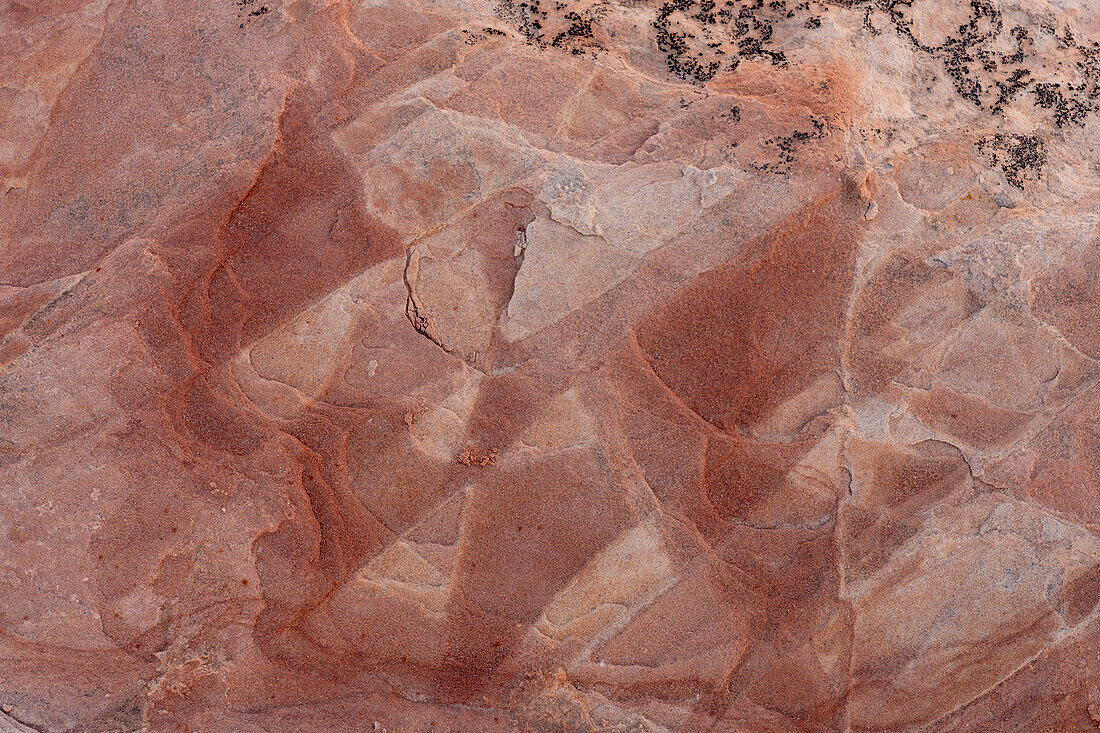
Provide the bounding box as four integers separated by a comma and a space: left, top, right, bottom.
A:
3, 0, 1100, 730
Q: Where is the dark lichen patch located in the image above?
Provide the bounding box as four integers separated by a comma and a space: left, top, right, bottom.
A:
235, 0, 270, 28
1032, 74, 1099, 129
720, 105, 742, 123
844, 1, 1100, 130
978, 133, 1046, 189
750, 115, 828, 175
490, 0, 1100, 190
494, 0, 609, 56
551, 7, 608, 54
826, 0, 1100, 188
462, 26, 512, 44
872, 0, 1006, 107
495, 0, 550, 45
652, 0, 803, 82
494, 0, 1100, 133
652, 0, 1100, 134
653, 0, 723, 82
495, 0, 818, 82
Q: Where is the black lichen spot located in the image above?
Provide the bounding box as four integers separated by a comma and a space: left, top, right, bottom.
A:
751, 115, 827, 175
1033, 81, 1095, 127
720, 105, 742, 123
496, 0, 548, 45
494, 0, 1100, 139
654, 0, 722, 82
694, 0, 718, 24
463, 28, 508, 44
991, 67, 1031, 114
497, 0, 607, 56
841, 0, 1100, 128
883, 0, 1005, 108
552, 10, 595, 48
978, 133, 1046, 189
652, 0, 798, 82
234, 0, 272, 27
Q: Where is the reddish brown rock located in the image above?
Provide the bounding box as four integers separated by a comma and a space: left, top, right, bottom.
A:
3, 0, 1100, 731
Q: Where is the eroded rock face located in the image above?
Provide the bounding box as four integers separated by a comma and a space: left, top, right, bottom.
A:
3, 0, 1100, 730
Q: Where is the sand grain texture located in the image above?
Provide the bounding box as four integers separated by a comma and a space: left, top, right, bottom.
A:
2, 0, 1100, 730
